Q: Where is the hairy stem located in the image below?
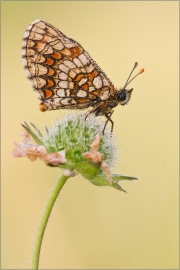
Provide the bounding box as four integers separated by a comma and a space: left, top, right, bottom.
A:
32, 174, 69, 269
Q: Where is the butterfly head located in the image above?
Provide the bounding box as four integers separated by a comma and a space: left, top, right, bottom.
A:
118, 62, 144, 106
118, 88, 133, 105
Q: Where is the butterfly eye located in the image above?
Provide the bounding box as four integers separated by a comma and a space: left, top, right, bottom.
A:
119, 90, 126, 101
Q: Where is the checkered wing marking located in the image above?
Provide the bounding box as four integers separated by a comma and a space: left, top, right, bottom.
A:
22, 20, 115, 111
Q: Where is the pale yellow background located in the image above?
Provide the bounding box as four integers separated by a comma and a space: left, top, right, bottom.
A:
1, 1, 179, 269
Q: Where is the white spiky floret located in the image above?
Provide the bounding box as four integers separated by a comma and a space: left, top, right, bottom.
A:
42, 112, 118, 170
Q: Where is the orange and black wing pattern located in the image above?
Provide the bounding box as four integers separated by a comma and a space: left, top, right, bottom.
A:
21, 20, 116, 112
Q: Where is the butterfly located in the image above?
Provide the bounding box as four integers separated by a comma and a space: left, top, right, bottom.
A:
21, 19, 144, 134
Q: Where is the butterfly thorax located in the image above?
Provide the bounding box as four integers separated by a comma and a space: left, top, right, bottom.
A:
91, 87, 133, 117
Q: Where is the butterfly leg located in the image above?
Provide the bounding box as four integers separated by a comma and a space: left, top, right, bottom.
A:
103, 111, 114, 134
85, 102, 104, 121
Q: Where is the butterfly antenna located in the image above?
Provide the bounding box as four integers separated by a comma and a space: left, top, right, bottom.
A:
123, 62, 144, 89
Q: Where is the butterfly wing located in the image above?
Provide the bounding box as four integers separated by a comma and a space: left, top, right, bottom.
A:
21, 20, 115, 111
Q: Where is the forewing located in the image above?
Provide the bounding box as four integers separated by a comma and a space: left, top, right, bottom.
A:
21, 19, 115, 111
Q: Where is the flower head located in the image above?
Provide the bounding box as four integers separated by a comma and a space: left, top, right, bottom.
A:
11, 112, 138, 192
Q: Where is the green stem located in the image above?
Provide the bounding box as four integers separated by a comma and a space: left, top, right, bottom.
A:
32, 174, 69, 269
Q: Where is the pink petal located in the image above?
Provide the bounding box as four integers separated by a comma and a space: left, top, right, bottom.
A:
25, 145, 47, 157
90, 134, 100, 153
20, 129, 31, 144
101, 161, 112, 185
11, 142, 26, 157
26, 154, 38, 162
43, 150, 67, 165
83, 151, 103, 163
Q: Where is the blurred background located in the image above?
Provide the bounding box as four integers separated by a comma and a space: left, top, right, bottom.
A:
1, 1, 179, 269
